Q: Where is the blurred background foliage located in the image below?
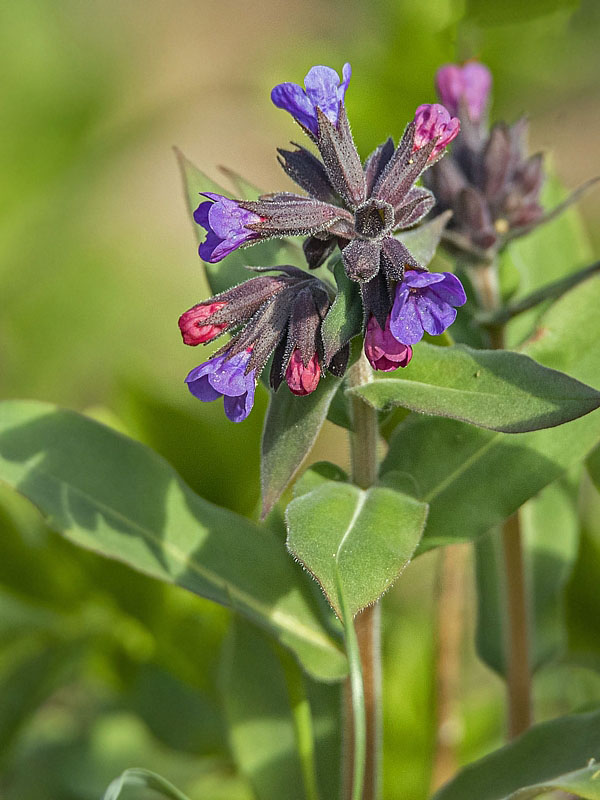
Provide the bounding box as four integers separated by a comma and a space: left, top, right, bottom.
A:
1, 0, 599, 798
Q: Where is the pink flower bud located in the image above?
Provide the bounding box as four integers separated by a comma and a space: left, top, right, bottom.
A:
285, 350, 321, 396
364, 315, 413, 372
179, 301, 227, 345
435, 62, 492, 122
413, 104, 460, 161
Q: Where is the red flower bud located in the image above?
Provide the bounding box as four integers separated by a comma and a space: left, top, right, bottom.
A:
364, 315, 412, 371
285, 350, 321, 396
179, 301, 227, 345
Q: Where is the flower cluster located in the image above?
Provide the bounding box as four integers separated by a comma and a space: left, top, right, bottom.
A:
180, 63, 466, 420
425, 61, 547, 255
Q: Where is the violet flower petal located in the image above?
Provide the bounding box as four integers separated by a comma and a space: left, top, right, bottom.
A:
271, 83, 318, 133
206, 352, 253, 396
390, 295, 426, 345
427, 273, 467, 306
401, 270, 447, 288
415, 295, 456, 337
224, 385, 255, 422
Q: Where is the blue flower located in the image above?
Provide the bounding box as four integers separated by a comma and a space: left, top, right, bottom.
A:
390, 270, 467, 345
271, 63, 352, 135
194, 193, 261, 263
185, 351, 256, 422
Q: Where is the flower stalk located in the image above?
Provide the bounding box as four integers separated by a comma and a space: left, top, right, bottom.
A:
343, 352, 382, 800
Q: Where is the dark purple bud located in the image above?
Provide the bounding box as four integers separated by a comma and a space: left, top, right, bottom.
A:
185, 350, 256, 422
435, 62, 492, 122
372, 123, 434, 210
483, 123, 514, 201
390, 270, 467, 345
328, 342, 350, 377
194, 193, 262, 263
316, 106, 366, 208
393, 187, 436, 228
240, 195, 353, 238
364, 137, 395, 196
303, 234, 337, 269
271, 63, 352, 136
413, 104, 460, 161
380, 237, 419, 281
179, 301, 227, 345
277, 145, 338, 203
285, 349, 321, 396
364, 315, 413, 372
342, 239, 382, 283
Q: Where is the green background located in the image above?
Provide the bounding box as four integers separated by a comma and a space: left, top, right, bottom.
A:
1, 0, 599, 798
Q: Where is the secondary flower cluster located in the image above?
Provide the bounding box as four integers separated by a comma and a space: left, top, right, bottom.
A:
425, 61, 547, 255
180, 63, 466, 420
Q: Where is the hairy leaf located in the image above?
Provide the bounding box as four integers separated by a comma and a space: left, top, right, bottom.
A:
351, 343, 600, 433
381, 274, 600, 549
0, 401, 346, 682
434, 709, 600, 800
321, 258, 363, 365
261, 375, 342, 516
286, 481, 427, 617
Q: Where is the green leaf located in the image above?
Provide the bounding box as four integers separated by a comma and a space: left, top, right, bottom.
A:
219, 618, 310, 800
321, 258, 363, 365
103, 768, 191, 800
175, 148, 302, 295
0, 400, 346, 682
475, 475, 580, 676
396, 210, 452, 266
433, 709, 600, 800
351, 343, 600, 434
505, 765, 600, 800
286, 481, 427, 617
116, 379, 267, 517
293, 462, 349, 500
261, 376, 343, 517
381, 274, 600, 549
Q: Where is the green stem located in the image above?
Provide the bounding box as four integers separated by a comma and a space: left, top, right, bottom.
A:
279, 649, 321, 800
342, 352, 382, 800
475, 260, 600, 328
338, 566, 367, 800
469, 261, 532, 739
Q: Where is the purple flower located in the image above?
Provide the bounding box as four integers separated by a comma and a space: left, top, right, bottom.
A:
390, 270, 467, 345
185, 350, 256, 422
271, 63, 352, 135
194, 193, 262, 263
435, 62, 492, 122
413, 104, 460, 161
364, 315, 413, 372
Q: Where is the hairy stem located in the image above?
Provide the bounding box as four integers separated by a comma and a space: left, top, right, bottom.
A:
343, 352, 381, 800
470, 261, 532, 739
